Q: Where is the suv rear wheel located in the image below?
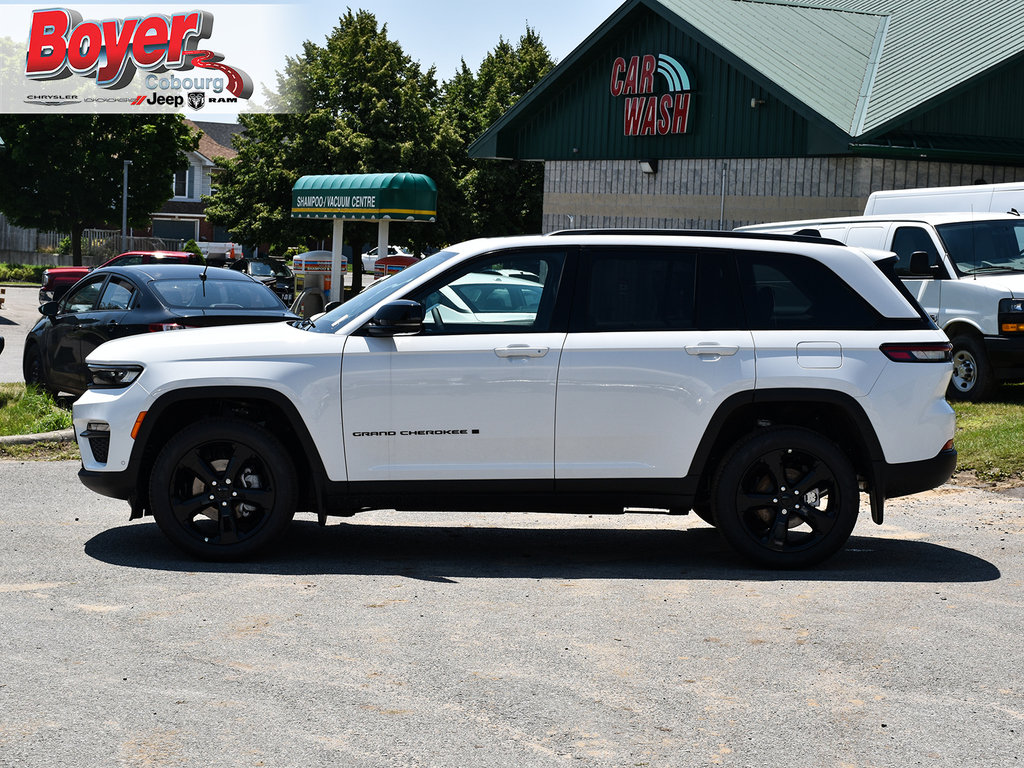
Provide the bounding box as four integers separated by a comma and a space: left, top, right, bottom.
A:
149, 418, 297, 560
711, 427, 859, 568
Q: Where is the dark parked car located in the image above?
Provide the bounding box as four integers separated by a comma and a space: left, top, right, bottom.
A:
226, 257, 295, 304
39, 250, 204, 303
24, 264, 298, 397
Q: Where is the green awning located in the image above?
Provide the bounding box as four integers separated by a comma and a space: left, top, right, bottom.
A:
291, 172, 437, 222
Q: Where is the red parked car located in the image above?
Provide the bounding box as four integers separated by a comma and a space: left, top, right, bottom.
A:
372, 253, 420, 278
39, 250, 203, 303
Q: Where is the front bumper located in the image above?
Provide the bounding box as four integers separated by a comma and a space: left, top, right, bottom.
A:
985, 334, 1024, 379
79, 466, 137, 500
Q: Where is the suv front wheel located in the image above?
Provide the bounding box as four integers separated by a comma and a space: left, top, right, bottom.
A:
149, 418, 297, 560
711, 427, 859, 568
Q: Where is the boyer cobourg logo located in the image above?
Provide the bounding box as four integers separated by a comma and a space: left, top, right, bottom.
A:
23, 8, 253, 105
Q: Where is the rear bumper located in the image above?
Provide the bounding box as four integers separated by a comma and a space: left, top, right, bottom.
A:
883, 446, 957, 499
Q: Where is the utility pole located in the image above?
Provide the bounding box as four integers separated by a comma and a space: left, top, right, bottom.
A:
121, 160, 132, 251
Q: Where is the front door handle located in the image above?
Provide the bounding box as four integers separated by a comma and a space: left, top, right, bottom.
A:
495, 345, 549, 358
685, 343, 739, 357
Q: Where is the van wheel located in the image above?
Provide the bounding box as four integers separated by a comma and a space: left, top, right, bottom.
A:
948, 335, 994, 402
149, 418, 297, 560
711, 427, 859, 568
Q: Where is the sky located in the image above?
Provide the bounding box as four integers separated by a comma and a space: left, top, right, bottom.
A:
1, 0, 626, 119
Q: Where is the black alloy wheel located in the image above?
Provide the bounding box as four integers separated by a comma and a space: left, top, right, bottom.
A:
149, 418, 297, 560
712, 427, 859, 568
23, 343, 56, 398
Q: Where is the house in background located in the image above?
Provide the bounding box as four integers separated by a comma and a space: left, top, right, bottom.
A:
148, 119, 242, 258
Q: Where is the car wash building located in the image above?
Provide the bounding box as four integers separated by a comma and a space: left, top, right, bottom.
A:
470, 0, 1024, 231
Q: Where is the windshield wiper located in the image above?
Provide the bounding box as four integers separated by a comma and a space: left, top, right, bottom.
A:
960, 264, 1024, 275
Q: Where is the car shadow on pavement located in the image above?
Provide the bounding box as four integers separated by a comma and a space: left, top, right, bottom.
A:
83, 518, 1001, 583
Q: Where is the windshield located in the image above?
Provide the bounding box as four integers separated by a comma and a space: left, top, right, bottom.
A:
301, 250, 458, 333
937, 219, 1024, 275
248, 260, 290, 278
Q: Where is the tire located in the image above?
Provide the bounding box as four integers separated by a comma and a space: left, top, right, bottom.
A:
711, 427, 859, 568
947, 334, 994, 402
148, 418, 297, 560
23, 343, 57, 398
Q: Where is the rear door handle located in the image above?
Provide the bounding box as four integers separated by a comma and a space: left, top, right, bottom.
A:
495, 345, 549, 358
685, 343, 739, 357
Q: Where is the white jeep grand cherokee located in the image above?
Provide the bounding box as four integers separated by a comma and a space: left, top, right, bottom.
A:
74, 231, 956, 568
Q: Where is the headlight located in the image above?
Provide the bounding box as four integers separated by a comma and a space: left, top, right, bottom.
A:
999, 298, 1024, 333
999, 298, 1024, 314
88, 364, 144, 388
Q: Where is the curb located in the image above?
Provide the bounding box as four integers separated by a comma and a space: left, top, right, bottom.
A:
0, 428, 75, 446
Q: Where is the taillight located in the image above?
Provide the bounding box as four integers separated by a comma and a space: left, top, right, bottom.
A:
148, 322, 187, 332
880, 342, 952, 362
40, 270, 51, 289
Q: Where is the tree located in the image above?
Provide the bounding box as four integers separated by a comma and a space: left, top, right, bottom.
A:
0, 115, 197, 265
441, 27, 555, 240
205, 9, 459, 294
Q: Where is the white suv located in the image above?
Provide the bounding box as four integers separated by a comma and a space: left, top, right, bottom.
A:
73, 231, 957, 568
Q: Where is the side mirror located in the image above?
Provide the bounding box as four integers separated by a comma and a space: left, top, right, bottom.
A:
366, 300, 424, 337
908, 250, 937, 277
39, 301, 60, 318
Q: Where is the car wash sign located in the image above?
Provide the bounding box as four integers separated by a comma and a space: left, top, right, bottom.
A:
609, 54, 692, 137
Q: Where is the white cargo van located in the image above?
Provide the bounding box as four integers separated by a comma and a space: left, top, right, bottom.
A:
865, 182, 1024, 216
738, 212, 1024, 400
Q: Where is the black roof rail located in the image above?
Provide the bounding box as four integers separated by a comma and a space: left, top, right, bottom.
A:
545, 228, 845, 246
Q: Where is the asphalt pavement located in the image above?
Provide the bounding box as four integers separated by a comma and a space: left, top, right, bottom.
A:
0, 285, 40, 384
0, 461, 1022, 767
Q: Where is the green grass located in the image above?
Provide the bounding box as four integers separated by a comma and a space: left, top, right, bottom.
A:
0, 440, 79, 461
951, 384, 1024, 482
0, 383, 73, 436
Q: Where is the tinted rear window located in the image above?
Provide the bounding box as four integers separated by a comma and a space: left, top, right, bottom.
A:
151, 278, 285, 309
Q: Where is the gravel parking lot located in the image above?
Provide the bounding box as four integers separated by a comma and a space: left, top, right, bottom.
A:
0, 460, 1021, 767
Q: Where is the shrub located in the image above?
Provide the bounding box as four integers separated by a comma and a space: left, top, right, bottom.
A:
0, 263, 52, 283
183, 238, 203, 258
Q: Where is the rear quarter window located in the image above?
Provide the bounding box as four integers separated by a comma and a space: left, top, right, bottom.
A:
738, 251, 882, 330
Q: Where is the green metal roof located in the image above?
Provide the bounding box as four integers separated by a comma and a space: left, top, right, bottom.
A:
651, 0, 884, 135
471, 0, 1024, 158
291, 173, 437, 222
782, 0, 1024, 136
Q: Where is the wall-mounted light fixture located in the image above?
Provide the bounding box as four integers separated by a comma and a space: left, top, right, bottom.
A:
639, 159, 658, 174
750, 97, 766, 109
